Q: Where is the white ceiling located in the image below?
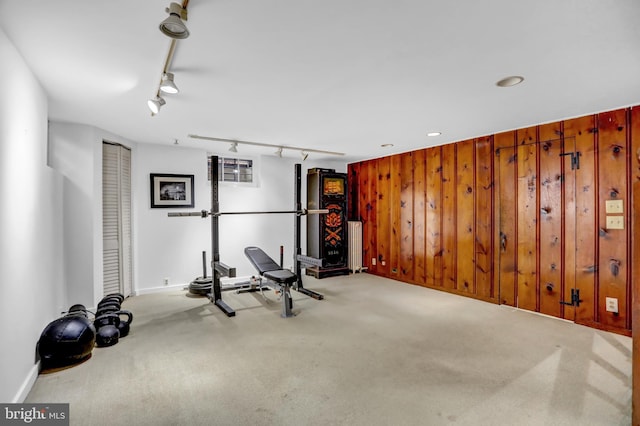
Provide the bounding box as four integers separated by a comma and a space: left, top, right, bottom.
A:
1, 1, 639, 162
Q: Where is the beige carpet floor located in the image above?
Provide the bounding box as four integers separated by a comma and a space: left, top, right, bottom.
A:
27, 273, 631, 425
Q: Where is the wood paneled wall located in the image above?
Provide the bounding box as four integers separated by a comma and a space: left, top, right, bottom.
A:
348, 106, 639, 335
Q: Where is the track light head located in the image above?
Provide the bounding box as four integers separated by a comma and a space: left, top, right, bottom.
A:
159, 3, 189, 39
275, 147, 283, 157
229, 142, 238, 153
148, 96, 166, 114
301, 151, 309, 161
160, 72, 179, 94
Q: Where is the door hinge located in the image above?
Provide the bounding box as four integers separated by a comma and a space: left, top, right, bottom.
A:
560, 288, 582, 307
559, 151, 581, 170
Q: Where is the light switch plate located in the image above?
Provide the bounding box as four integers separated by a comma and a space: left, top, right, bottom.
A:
605, 199, 623, 214
606, 216, 624, 229
605, 297, 619, 313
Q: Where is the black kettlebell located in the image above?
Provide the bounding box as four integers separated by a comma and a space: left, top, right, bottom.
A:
116, 310, 133, 337
99, 296, 123, 307
95, 305, 119, 318
102, 293, 124, 304
66, 304, 88, 318
96, 325, 120, 347
94, 313, 120, 329
97, 299, 121, 310
94, 313, 121, 347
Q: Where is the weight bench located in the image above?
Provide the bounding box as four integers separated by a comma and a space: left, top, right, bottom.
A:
244, 246, 297, 317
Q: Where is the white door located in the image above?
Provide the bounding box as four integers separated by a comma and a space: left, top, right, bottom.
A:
102, 142, 132, 297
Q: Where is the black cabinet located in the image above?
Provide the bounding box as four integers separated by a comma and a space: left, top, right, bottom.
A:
306, 168, 350, 278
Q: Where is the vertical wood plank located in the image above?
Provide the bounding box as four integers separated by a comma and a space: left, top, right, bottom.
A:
389, 155, 402, 278
366, 160, 379, 275
456, 139, 475, 294
565, 115, 597, 324
426, 147, 443, 287
377, 157, 391, 277
538, 123, 563, 317
495, 131, 517, 306
400, 152, 415, 282
441, 143, 457, 290
597, 109, 628, 330
475, 136, 494, 300
413, 149, 427, 285
516, 126, 539, 311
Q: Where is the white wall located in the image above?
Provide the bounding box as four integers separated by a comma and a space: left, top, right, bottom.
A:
48, 122, 137, 307
0, 25, 347, 403
0, 28, 65, 403
134, 143, 348, 292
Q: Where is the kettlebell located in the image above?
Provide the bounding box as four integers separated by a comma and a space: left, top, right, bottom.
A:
94, 313, 121, 347
66, 304, 88, 318
94, 313, 120, 329
99, 296, 122, 307
96, 325, 120, 347
95, 305, 120, 318
102, 293, 124, 304
116, 310, 133, 337
97, 299, 121, 311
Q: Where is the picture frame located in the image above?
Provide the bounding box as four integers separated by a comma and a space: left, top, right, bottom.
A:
150, 173, 194, 208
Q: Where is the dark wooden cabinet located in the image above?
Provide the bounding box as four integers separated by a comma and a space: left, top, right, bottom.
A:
306, 168, 349, 278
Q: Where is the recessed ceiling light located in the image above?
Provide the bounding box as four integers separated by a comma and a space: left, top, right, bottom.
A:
496, 76, 524, 87
427, 132, 441, 137
381, 143, 394, 148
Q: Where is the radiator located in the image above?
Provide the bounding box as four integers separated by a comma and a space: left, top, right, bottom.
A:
347, 221, 363, 273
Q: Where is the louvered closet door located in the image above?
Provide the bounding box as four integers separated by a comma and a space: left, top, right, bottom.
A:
103, 142, 132, 297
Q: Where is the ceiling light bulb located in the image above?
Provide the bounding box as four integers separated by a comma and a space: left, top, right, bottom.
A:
147, 96, 166, 114
229, 142, 238, 153
427, 132, 441, 137
496, 76, 524, 87
159, 3, 190, 39
160, 72, 179, 94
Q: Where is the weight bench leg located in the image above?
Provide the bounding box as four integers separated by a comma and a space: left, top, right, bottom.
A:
281, 285, 294, 318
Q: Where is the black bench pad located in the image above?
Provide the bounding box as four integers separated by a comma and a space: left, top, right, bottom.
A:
245, 246, 297, 285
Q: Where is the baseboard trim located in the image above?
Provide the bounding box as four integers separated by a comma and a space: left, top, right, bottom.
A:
13, 361, 40, 403
134, 283, 187, 296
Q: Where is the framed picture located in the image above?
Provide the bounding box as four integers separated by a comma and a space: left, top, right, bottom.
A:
150, 173, 194, 208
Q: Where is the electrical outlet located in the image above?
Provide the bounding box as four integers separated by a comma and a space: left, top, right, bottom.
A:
371, 258, 376, 266
605, 297, 619, 313
606, 216, 624, 230
163, 277, 169, 286
381, 260, 386, 266
605, 200, 623, 214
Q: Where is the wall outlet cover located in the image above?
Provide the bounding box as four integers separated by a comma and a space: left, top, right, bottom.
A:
605, 297, 619, 313
605, 199, 624, 214
605, 216, 624, 230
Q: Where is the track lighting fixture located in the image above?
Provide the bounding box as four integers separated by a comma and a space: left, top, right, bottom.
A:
159, 2, 190, 39
188, 135, 345, 157
147, 96, 166, 114
160, 72, 179, 94
229, 142, 238, 153
149, 2, 190, 115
